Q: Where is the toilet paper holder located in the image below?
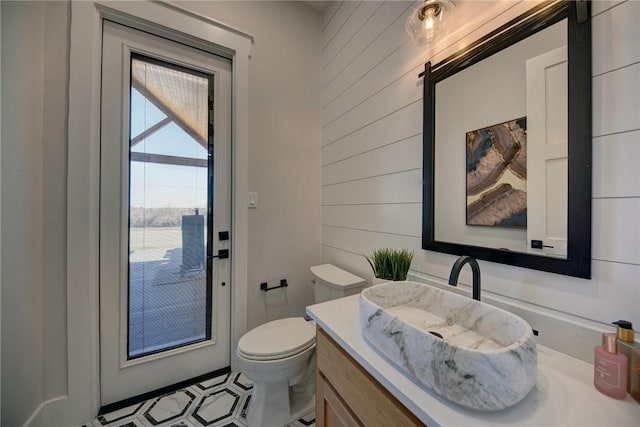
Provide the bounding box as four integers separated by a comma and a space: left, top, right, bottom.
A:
260, 279, 289, 292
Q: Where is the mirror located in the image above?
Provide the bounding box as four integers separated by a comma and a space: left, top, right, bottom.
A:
422, 1, 591, 278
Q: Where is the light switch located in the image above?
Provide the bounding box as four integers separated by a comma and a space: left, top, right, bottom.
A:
248, 192, 258, 208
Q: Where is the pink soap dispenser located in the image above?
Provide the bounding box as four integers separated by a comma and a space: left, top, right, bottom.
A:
594, 333, 628, 399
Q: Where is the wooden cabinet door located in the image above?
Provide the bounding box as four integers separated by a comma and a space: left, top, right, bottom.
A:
316, 372, 362, 427
316, 328, 424, 427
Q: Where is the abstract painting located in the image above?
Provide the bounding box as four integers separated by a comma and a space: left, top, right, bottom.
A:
466, 117, 527, 227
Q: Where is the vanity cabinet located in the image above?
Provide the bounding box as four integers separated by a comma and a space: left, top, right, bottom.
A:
315, 327, 424, 427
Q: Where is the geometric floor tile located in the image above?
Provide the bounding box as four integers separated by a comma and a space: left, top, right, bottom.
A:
291, 411, 315, 427
190, 388, 241, 426
195, 372, 231, 392
106, 420, 146, 427
143, 389, 197, 425
230, 373, 253, 391
239, 395, 251, 420
96, 402, 147, 425
86, 371, 314, 427
162, 420, 198, 427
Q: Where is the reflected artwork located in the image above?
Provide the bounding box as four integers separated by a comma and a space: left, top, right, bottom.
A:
466, 117, 527, 227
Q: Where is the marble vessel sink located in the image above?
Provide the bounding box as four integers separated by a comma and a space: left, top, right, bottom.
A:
360, 281, 537, 411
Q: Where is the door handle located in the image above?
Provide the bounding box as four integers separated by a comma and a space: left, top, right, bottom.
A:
209, 249, 229, 259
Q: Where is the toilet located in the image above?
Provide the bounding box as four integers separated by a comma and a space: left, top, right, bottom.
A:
237, 264, 366, 427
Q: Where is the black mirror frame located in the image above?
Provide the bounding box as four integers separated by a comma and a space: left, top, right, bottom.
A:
422, 1, 591, 279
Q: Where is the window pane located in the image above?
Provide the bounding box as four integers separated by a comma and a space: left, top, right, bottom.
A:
130, 88, 167, 139
131, 122, 207, 160
128, 56, 211, 359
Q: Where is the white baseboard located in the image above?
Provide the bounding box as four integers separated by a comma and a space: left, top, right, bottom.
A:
25, 394, 95, 427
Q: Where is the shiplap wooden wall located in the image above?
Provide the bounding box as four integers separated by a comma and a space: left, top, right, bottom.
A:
320, 0, 640, 330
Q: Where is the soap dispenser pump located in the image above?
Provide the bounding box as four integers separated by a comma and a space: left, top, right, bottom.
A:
613, 320, 636, 393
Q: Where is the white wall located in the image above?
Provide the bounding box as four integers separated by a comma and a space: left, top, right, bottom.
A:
42, 0, 70, 404
175, 1, 322, 329
1, 2, 46, 425
1, 3, 70, 424
321, 0, 640, 353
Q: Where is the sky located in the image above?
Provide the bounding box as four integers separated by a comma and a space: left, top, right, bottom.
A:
129, 88, 209, 209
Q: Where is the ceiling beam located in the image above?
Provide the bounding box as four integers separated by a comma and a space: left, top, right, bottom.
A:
130, 151, 208, 168
130, 116, 172, 147
131, 79, 208, 148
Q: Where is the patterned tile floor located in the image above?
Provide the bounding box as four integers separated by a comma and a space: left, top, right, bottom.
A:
83, 371, 315, 427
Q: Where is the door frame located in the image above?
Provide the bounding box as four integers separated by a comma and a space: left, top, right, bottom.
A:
50, 2, 252, 424
99, 24, 233, 405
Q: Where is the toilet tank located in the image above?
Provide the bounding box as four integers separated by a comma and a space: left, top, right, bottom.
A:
310, 264, 366, 304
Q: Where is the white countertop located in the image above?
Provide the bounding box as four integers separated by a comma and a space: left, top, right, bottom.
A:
307, 295, 640, 427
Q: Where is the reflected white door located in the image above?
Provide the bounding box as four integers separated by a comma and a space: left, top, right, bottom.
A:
100, 21, 232, 405
526, 46, 568, 258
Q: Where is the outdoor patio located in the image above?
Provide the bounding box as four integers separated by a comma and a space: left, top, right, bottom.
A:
128, 226, 208, 358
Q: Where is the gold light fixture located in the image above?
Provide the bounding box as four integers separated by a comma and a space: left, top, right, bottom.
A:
405, 0, 454, 46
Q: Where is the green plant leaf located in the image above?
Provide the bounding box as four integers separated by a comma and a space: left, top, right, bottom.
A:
363, 247, 414, 281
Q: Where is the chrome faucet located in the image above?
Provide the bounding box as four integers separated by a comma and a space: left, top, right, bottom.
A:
448, 256, 481, 301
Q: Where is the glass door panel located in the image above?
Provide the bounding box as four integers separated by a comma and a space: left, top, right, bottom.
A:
128, 55, 213, 359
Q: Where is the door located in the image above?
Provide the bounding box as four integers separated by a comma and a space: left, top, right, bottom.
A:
100, 21, 232, 405
526, 46, 568, 258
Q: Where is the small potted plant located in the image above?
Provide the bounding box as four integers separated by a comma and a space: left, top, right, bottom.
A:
365, 248, 414, 284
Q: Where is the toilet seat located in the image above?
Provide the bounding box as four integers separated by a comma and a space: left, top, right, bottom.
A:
238, 317, 315, 361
